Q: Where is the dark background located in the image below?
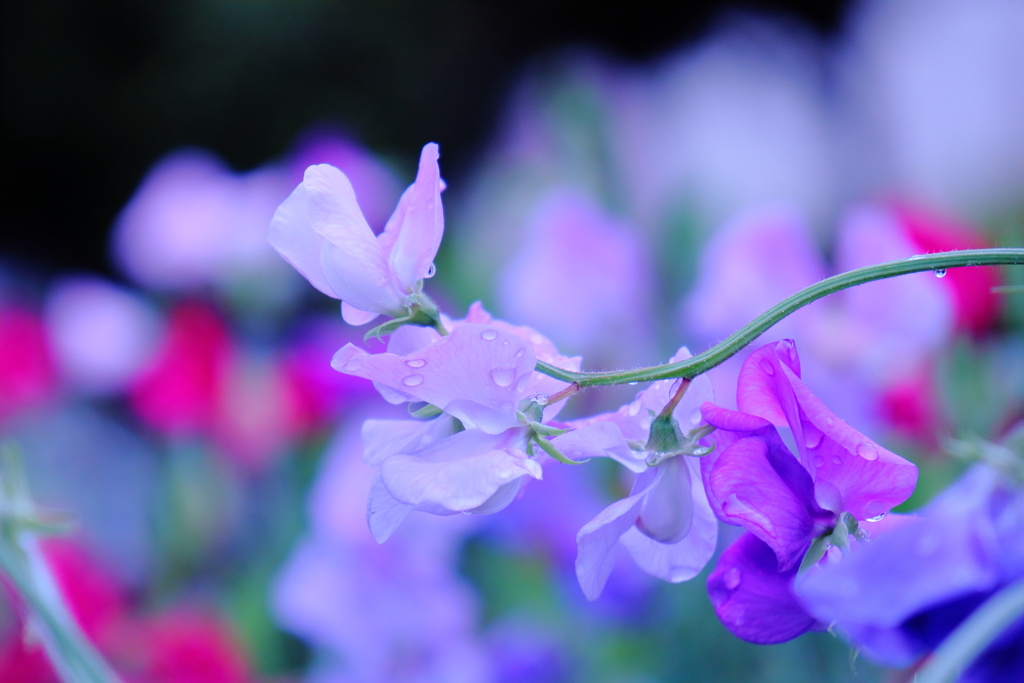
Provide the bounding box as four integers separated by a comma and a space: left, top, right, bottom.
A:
2, 1, 850, 279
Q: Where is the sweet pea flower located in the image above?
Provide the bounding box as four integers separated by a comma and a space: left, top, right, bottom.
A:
565, 348, 719, 600
796, 462, 1024, 681
269, 142, 444, 325
332, 323, 554, 540
701, 340, 918, 643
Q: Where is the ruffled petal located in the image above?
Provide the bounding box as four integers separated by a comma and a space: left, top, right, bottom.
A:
707, 433, 823, 571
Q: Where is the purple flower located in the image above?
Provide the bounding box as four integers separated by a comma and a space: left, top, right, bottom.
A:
796, 463, 1024, 681
566, 348, 719, 600
701, 340, 917, 643
269, 143, 444, 325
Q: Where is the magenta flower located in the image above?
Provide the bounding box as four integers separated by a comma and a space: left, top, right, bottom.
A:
268, 142, 444, 325
566, 348, 719, 600
701, 340, 917, 643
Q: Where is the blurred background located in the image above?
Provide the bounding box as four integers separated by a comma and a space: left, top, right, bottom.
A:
2, 1, 1022, 681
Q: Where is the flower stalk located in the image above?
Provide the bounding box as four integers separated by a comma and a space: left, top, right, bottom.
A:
536, 248, 1024, 386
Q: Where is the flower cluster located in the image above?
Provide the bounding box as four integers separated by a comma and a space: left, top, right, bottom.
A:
270, 143, 989, 655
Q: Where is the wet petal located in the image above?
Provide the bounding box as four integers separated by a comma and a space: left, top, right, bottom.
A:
333, 325, 536, 433
707, 533, 817, 644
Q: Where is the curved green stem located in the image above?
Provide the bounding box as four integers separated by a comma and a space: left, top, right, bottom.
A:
535, 248, 1024, 386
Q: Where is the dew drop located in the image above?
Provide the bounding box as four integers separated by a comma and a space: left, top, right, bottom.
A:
515, 348, 525, 358
758, 358, 776, 376
529, 393, 550, 406
856, 443, 879, 461
515, 375, 530, 392
690, 408, 702, 425
825, 417, 835, 428
480, 329, 499, 341
402, 374, 425, 387
933, 269, 946, 278
502, 338, 510, 346
627, 402, 641, 416
405, 359, 426, 369
865, 512, 886, 522
490, 367, 515, 388
813, 456, 826, 469
831, 455, 843, 466
805, 430, 824, 449
425, 263, 436, 277
627, 381, 639, 386
723, 567, 741, 590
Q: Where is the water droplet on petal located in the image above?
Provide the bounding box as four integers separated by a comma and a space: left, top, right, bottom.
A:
825, 417, 835, 428
515, 348, 525, 358
627, 402, 641, 416
490, 367, 515, 387
857, 443, 879, 461
813, 456, 826, 469
529, 393, 549, 406
502, 338, 510, 346
723, 567, 741, 590
805, 430, 823, 449
402, 374, 425, 387
405, 359, 426, 369
933, 269, 946, 278
690, 408, 702, 425
480, 329, 498, 341
758, 358, 776, 376
515, 374, 530, 392
865, 512, 886, 522
831, 455, 843, 466
425, 263, 436, 277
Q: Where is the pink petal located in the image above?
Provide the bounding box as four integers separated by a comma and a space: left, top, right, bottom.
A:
382, 143, 444, 294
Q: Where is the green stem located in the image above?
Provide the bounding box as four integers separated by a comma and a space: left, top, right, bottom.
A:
535, 248, 1024, 386
914, 578, 1024, 683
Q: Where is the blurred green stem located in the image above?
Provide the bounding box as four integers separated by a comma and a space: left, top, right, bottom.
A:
0, 445, 121, 683
915, 578, 1024, 683
536, 248, 1024, 386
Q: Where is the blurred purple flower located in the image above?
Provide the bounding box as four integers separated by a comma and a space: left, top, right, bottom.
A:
111, 149, 292, 294
269, 143, 444, 325
796, 463, 1024, 680
701, 340, 917, 643
682, 203, 953, 435
43, 276, 161, 396
273, 420, 490, 683
496, 191, 657, 364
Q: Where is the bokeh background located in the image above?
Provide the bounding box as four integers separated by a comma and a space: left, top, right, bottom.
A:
2, 1, 1022, 681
